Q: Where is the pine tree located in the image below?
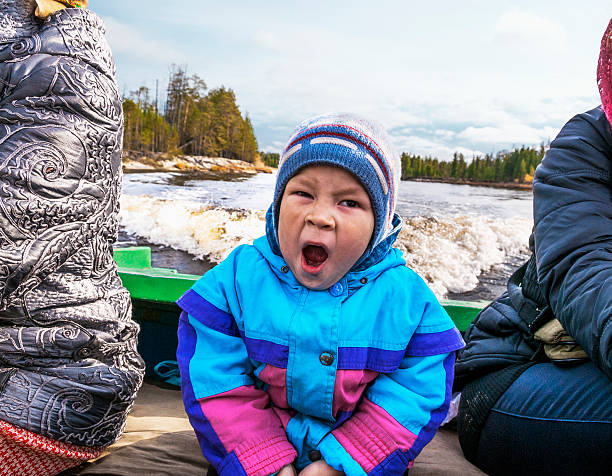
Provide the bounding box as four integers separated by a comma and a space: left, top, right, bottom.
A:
122, 68, 259, 162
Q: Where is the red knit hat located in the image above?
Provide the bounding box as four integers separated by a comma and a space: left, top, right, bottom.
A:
598, 18, 612, 128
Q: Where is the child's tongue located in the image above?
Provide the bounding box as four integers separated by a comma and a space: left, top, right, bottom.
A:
303, 245, 328, 267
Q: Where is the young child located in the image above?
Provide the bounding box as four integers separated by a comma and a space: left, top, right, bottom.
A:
176, 113, 465, 476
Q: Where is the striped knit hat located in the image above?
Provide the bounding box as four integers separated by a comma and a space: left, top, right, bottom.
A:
598, 18, 612, 129
266, 113, 402, 267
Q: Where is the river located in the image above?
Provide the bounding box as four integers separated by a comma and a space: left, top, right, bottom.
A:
119, 171, 533, 301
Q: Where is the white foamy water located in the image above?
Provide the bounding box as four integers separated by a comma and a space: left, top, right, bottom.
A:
120, 171, 533, 298
119, 195, 266, 264
396, 215, 530, 297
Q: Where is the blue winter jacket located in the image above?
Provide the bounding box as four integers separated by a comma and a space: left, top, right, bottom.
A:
176, 236, 464, 476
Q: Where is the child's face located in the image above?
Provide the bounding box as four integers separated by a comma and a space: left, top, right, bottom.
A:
278, 165, 374, 290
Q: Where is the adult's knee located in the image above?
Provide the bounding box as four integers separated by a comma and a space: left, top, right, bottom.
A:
458, 362, 612, 475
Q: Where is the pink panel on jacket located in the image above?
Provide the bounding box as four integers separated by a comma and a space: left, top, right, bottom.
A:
332, 369, 378, 415
199, 386, 288, 452
233, 434, 297, 476
258, 364, 289, 408
332, 398, 417, 472
272, 407, 296, 430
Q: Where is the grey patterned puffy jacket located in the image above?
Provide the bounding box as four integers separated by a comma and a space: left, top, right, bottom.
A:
0, 1, 144, 447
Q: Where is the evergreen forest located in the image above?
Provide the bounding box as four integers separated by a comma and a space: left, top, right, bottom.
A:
260, 146, 545, 183
122, 65, 258, 163
400, 146, 545, 183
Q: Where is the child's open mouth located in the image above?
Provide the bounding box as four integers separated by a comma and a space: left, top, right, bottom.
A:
301, 244, 328, 273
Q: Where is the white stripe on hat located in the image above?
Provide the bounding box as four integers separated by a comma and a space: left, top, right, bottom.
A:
278, 143, 302, 169
365, 153, 389, 195
309, 136, 389, 196
310, 137, 358, 150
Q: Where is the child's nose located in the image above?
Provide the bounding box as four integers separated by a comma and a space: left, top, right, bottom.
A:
305, 202, 334, 229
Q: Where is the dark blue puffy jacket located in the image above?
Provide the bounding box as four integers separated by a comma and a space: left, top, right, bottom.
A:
533, 105, 612, 380
456, 106, 612, 384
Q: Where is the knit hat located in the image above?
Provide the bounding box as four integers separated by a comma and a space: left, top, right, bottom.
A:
598, 18, 612, 129
266, 112, 402, 268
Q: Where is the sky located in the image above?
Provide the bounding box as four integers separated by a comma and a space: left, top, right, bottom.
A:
94, 1, 611, 160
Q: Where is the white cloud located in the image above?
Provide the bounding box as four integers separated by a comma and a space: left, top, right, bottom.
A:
375, 107, 430, 130
457, 123, 559, 146
391, 134, 484, 161
260, 140, 285, 153
495, 10, 566, 46
433, 129, 457, 140
252, 30, 284, 53
102, 17, 186, 64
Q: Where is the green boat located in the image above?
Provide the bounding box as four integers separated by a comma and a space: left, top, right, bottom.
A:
112, 246, 487, 375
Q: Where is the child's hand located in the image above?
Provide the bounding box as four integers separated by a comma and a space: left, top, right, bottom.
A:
298, 460, 344, 476
277, 464, 297, 476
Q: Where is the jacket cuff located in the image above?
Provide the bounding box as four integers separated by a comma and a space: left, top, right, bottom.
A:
317, 433, 367, 476
219, 434, 296, 476
329, 412, 400, 474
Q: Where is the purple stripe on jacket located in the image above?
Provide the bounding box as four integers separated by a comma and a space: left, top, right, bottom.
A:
406, 328, 465, 356
338, 347, 405, 372
369, 449, 410, 476
337, 347, 405, 372
178, 290, 239, 337
337, 329, 463, 371
404, 352, 456, 460
178, 291, 290, 368
242, 334, 289, 368
333, 410, 354, 429
176, 311, 230, 468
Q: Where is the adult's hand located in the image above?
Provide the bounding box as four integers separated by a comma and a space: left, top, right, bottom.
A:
35, 0, 88, 18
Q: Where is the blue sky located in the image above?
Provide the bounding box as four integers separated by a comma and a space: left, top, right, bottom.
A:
94, 1, 610, 160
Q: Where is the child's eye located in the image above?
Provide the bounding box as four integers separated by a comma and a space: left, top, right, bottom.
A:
295, 191, 313, 199
340, 199, 359, 208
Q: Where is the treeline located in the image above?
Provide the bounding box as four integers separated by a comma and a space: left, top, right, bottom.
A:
260, 146, 544, 183
401, 145, 546, 183
122, 65, 258, 162
260, 152, 280, 168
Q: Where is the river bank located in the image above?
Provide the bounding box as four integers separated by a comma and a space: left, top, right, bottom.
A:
122, 153, 534, 192
122, 150, 275, 176
406, 177, 533, 190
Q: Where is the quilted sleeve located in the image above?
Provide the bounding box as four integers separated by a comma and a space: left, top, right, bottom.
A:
532, 106, 612, 379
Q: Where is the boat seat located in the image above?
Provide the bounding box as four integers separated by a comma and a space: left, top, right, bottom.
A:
62, 379, 485, 476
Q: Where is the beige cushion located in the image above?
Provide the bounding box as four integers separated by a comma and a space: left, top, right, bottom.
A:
64, 381, 485, 475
